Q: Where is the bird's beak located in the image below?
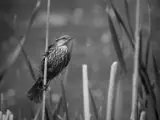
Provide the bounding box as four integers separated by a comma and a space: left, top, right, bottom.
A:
69, 36, 73, 41
66, 36, 73, 43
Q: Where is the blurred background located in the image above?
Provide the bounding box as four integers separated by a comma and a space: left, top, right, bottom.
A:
0, 0, 159, 119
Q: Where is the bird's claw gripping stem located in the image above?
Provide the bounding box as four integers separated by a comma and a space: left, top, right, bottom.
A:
43, 51, 49, 57
42, 84, 48, 91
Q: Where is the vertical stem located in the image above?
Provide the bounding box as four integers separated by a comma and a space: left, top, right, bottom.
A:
145, 1, 151, 68
63, 67, 69, 86
106, 62, 118, 120
1, 93, 4, 111
42, 0, 50, 120
130, 0, 140, 120
139, 111, 146, 120
9, 114, 13, 120
82, 64, 90, 120
114, 78, 123, 120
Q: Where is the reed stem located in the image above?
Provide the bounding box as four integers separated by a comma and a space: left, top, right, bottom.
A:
130, 0, 140, 120
42, 0, 50, 119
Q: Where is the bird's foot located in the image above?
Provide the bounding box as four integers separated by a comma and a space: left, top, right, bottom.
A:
42, 84, 49, 91
43, 51, 49, 57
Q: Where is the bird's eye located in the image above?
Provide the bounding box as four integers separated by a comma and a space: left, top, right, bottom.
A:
55, 35, 72, 43
62, 36, 68, 40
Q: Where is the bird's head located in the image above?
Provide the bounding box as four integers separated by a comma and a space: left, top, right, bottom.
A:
55, 35, 73, 47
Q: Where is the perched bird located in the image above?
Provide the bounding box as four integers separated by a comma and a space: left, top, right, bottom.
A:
27, 35, 73, 103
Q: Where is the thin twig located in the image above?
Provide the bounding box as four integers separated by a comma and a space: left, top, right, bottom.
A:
130, 0, 140, 120
42, 0, 50, 120
106, 62, 118, 120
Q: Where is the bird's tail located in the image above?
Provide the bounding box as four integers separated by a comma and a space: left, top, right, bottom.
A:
27, 80, 44, 103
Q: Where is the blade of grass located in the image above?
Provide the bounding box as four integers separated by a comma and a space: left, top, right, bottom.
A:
0, 0, 41, 82
124, 0, 130, 22
107, 12, 127, 73
25, 0, 41, 37
8, 114, 13, 120
48, 89, 53, 108
52, 96, 63, 120
0, 71, 6, 83
106, 62, 118, 120
98, 106, 102, 118
12, 14, 17, 30
152, 53, 160, 87
63, 113, 67, 120
137, 0, 159, 118
79, 113, 83, 120
57, 115, 64, 120
33, 107, 41, 120
18, 108, 22, 120
5, 109, 11, 120
107, 1, 134, 49
124, 0, 134, 40
139, 64, 150, 94
30, 106, 36, 119
0, 93, 4, 112
145, 0, 151, 69
2, 114, 6, 120
89, 88, 99, 120
45, 103, 52, 120
82, 64, 90, 120
140, 64, 158, 104
145, 37, 150, 69
42, 0, 50, 119
146, 0, 151, 8
139, 30, 143, 66
114, 78, 123, 120
0, 111, 2, 120
60, 79, 69, 120
142, 73, 160, 120
63, 67, 69, 86
130, 0, 140, 119
139, 111, 146, 120
21, 46, 36, 81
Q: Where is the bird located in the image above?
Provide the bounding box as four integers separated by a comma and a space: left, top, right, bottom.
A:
27, 35, 73, 103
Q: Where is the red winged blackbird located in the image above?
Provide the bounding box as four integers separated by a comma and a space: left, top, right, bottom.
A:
27, 35, 73, 103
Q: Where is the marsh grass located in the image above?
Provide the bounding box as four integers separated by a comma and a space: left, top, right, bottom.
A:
0, 0, 160, 120
106, 62, 118, 120
82, 64, 90, 120
0, 0, 41, 82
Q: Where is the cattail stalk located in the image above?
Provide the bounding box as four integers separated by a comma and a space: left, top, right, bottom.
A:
8, 114, 13, 120
106, 62, 118, 120
82, 64, 90, 120
139, 111, 146, 120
